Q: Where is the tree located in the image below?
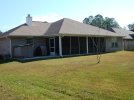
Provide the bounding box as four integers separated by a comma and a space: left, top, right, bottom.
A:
128, 23, 134, 31
83, 14, 119, 63
103, 17, 120, 30
83, 16, 94, 24
92, 14, 104, 28
83, 14, 120, 30
91, 37, 101, 63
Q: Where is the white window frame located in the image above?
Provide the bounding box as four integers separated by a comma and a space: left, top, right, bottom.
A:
111, 37, 118, 48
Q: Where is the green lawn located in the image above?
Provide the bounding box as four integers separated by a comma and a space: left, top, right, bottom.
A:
0, 51, 134, 100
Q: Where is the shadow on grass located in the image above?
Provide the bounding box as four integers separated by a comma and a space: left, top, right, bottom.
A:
0, 54, 92, 64
0, 51, 118, 64
0, 59, 15, 64
16, 53, 105, 63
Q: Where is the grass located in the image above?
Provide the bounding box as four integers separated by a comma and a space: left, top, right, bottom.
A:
0, 51, 134, 100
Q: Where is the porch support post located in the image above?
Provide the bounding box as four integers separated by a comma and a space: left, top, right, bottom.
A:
86, 36, 88, 54
6, 37, 12, 58
78, 37, 80, 54
32, 38, 35, 57
10, 38, 12, 58
122, 38, 124, 51
59, 36, 62, 57
70, 37, 71, 55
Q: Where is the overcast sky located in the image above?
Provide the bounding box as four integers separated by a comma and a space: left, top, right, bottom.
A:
0, 0, 134, 32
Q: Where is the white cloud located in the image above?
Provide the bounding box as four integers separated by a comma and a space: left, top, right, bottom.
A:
20, 13, 63, 23
116, 15, 134, 28
102, 12, 134, 28
33, 13, 63, 22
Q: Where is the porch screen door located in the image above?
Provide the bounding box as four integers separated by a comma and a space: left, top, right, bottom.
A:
49, 38, 55, 56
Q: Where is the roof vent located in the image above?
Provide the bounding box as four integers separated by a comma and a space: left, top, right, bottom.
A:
26, 14, 32, 26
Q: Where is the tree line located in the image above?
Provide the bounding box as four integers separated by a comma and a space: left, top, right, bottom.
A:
83, 14, 134, 31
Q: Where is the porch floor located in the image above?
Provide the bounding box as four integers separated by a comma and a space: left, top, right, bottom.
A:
16, 55, 60, 62
16, 52, 106, 62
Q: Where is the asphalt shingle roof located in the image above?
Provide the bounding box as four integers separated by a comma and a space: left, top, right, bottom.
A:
112, 28, 134, 39
1, 18, 124, 37
2, 21, 51, 37
59, 18, 124, 37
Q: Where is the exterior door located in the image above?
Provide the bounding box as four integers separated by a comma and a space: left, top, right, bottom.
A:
49, 38, 55, 56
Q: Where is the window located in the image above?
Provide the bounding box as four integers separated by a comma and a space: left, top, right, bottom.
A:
111, 37, 118, 48
26, 38, 33, 44
115, 42, 118, 47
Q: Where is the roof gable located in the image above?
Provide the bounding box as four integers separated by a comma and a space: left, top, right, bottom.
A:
112, 28, 134, 39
